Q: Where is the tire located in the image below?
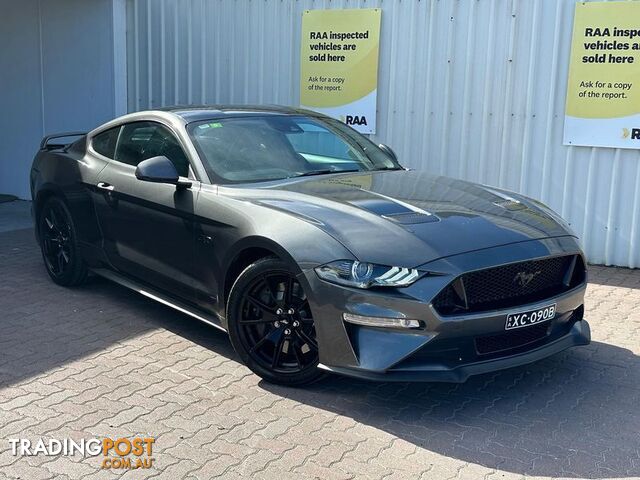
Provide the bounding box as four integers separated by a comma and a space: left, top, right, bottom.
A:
226, 257, 325, 386
38, 196, 88, 286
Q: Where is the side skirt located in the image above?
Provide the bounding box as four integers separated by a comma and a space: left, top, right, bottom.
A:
92, 268, 227, 333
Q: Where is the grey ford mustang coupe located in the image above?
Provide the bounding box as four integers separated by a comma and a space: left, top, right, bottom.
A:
30, 105, 590, 385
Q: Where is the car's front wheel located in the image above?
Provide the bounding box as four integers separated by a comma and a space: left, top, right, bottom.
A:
227, 257, 324, 386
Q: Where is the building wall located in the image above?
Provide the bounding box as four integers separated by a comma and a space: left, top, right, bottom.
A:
126, 0, 636, 268
0, 0, 126, 200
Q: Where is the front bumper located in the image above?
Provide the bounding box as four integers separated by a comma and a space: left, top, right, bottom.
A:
318, 319, 590, 382
301, 236, 590, 383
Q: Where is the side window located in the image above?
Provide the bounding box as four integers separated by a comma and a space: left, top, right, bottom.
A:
92, 127, 120, 159
114, 121, 191, 177
114, 122, 155, 167
157, 127, 191, 178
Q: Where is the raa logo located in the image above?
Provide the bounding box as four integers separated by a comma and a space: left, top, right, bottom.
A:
340, 115, 368, 126
622, 128, 640, 140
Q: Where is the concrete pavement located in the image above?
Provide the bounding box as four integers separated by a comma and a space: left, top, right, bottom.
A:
0, 202, 638, 479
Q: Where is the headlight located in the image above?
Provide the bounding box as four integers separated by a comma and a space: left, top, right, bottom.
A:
314, 260, 421, 288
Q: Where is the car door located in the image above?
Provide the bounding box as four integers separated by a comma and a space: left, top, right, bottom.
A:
93, 121, 199, 303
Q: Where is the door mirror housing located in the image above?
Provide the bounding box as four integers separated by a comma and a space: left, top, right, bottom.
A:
378, 143, 398, 163
135, 156, 191, 188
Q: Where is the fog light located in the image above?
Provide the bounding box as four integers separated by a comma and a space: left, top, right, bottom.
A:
342, 313, 421, 329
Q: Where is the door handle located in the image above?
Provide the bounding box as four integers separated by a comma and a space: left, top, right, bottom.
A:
97, 182, 115, 192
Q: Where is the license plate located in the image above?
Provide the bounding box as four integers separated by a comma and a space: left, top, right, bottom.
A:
505, 304, 556, 330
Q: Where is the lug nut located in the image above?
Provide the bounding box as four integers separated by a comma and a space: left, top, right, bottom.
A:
274, 321, 280, 327
284, 329, 291, 335
276, 308, 284, 315
287, 308, 295, 315
292, 321, 300, 327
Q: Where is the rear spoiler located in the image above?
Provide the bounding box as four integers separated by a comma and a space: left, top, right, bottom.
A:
40, 132, 87, 151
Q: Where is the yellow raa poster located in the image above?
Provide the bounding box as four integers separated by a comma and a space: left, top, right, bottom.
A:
300, 9, 381, 134
564, 1, 640, 149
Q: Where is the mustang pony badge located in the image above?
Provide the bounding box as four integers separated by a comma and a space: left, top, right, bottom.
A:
514, 270, 542, 288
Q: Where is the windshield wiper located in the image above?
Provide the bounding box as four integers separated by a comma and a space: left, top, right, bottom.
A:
291, 168, 360, 178
375, 166, 404, 171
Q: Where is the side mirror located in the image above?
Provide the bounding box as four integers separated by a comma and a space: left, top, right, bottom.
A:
135, 156, 191, 188
378, 143, 398, 163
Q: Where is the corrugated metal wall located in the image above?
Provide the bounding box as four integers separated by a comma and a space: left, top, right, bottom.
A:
0, 0, 125, 199
126, 0, 640, 268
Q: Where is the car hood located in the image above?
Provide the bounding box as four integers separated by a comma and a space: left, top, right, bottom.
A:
239, 170, 573, 267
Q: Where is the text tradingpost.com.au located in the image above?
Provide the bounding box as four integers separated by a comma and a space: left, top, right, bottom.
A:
8, 437, 155, 470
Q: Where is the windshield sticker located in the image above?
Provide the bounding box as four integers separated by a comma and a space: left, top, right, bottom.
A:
197, 123, 223, 130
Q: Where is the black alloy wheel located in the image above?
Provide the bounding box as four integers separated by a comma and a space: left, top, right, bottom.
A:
227, 257, 324, 385
38, 197, 88, 286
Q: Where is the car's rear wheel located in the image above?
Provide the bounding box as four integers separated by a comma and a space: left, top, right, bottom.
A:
227, 257, 324, 386
38, 196, 88, 286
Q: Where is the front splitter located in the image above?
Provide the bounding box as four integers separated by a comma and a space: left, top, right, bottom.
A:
318, 320, 591, 383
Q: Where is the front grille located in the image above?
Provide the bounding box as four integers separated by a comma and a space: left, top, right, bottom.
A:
475, 322, 549, 355
433, 255, 585, 315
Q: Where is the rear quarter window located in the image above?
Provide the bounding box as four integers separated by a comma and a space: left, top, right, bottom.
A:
92, 127, 120, 159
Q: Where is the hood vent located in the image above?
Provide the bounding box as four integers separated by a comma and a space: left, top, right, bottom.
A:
382, 212, 439, 225
493, 199, 527, 211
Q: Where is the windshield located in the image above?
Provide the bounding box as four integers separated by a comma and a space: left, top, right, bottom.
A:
187, 115, 401, 183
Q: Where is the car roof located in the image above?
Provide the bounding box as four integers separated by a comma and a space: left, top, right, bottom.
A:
156, 104, 322, 123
